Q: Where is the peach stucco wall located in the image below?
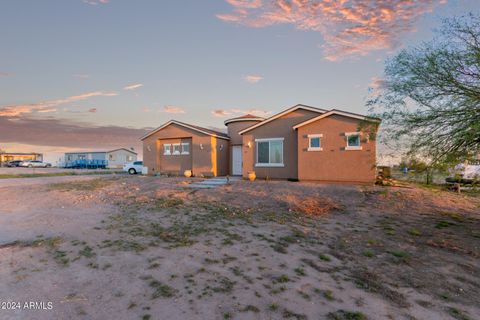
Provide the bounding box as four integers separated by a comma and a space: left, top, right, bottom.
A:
297, 114, 377, 183
241, 109, 319, 180
142, 124, 229, 177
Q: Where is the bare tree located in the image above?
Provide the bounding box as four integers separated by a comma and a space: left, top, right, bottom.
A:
368, 14, 480, 167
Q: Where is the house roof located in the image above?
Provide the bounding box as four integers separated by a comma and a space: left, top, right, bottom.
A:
224, 114, 265, 125
238, 104, 328, 135
141, 120, 230, 141
65, 148, 137, 155
292, 109, 381, 130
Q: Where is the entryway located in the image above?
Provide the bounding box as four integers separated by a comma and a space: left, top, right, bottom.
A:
232, 146, 242, 176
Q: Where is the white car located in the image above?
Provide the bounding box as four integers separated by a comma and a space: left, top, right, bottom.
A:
123, 161, 143, 174
19, 160, 51, 168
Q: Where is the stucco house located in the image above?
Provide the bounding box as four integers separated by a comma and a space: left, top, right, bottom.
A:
141, 104, 380, 183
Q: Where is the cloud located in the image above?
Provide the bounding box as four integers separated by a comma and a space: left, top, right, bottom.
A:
162, 106, 186, 114
217, 0, 445, 60
211, 108, 271, 118
0, 91, 118, 117
0, 72, 12, 77
244, 75, 263, 83
0, 116, 150, 151
82, 0, 109, 5
123, 83, 144, 91
368, 76, 387, 94
88, 108, 97, 113
211, 109, 232, 117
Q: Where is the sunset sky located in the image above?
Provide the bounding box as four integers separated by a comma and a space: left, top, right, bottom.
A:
1, 0, 478, 163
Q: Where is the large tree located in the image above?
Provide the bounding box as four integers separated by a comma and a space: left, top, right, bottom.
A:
368, 14, 480, 166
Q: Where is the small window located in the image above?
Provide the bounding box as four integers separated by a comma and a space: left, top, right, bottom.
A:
181, 143, 190, 155
308, 134, 323, 151
173, 143, 181, 155
134, 161, 143, 165
345, 132, 362, 150
164, 144, 171, 155
127, 155, 133, 161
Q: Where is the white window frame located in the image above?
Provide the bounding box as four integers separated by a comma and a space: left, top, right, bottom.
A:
163, 144, 171, 155
307, 134, 323, 151
181, 143, 190, 155
255, 138, 284, 167
345, 132, 362, 150
172, 143, 181, 155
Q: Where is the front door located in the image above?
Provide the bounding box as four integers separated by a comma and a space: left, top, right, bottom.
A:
232, 146, 242, 176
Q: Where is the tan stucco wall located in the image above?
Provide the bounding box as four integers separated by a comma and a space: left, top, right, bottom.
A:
142, 124, 228, 177
226, 120, 261, 175
158, 138, 192, 173
242, 109, 319, 180
297, 114, 377, 183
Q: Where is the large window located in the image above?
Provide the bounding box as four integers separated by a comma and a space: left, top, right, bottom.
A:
345, 132, 362, 150
255, 138, 284, 167
307, 134, 323, 151
163, 144, 171, 155
181, 143, 190, 155
172, 143, 181, 155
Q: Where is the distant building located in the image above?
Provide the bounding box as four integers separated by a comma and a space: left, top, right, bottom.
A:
64, 148, 137, 169
0, 152, 43, 166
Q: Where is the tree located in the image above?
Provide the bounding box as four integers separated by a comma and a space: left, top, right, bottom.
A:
368, 14, 480, 168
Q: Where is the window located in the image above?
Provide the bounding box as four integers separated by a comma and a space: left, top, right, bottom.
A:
345, 132, 362, 150
173, 143, 181, 155
181, 143, 190, 155
255, 138, 284, 167
164, 144, 171, 155
127, 155, 133, 161
134, 161, 143, 165
308, 134, 323, 151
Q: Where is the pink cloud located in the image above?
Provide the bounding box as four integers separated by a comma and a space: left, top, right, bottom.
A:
88, 108, 97, 113
211, 109, 232, 117
123, 83, 143, 91
244, 75, 263, 83
0, 72, 12, 77
0, 91, 118, 117
162, 106, 186, 114
211, 108, 271, 118
217, 0, 446, 60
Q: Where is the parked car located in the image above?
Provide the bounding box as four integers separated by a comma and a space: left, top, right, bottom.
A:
19, 160, 52, 168
123, 161, 143, 174
6, 160, 24, 167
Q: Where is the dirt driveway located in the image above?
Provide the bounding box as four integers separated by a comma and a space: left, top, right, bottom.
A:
0, 176, 478, 320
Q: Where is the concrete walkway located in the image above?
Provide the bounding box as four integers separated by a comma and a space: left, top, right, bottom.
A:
186, 176, 241, 189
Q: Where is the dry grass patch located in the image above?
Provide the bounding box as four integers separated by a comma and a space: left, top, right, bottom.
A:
282, 194, 343, 215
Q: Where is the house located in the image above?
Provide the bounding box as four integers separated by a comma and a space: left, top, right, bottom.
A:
141, 120, 230, 177
64, 148, 137, 169
0, 152, 43, 166
141, 104, 380, 183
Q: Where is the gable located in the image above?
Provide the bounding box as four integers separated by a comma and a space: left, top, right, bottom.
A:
238, 104, 326, 135
141, 120, 230, 141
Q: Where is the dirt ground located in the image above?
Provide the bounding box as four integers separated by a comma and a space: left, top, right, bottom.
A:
0, 176, 479, 320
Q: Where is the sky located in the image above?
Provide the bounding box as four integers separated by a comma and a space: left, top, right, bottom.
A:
1, 0, 478, 163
